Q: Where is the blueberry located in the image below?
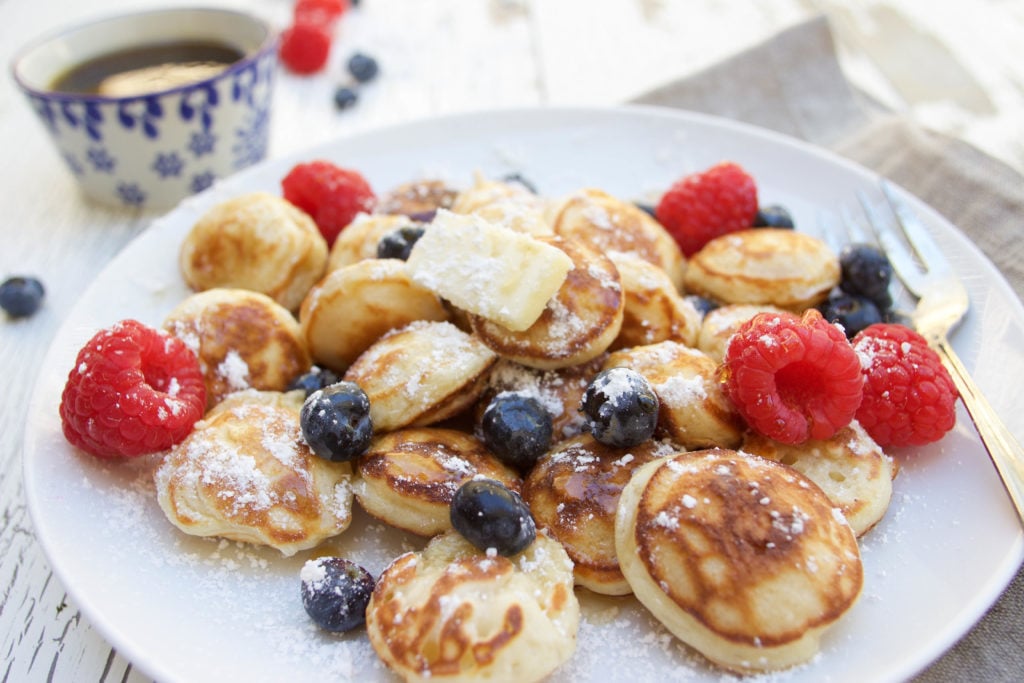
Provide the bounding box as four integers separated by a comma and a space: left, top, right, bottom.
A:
288, 366, 341, 397
406, 210, 437, 223
0, 276, 44, 318
376, 226, 425, 260
500, 172, 538, 194
839, 244, 893, 307
753, 205, 795, 229
300, 382, 373, 462
347, 52, 379, 83
685, 294, 720, 318
450, 479, 536, 556
580, 367, 659, 448
333, 86, 358, 110
300, 557, 375, 632
480, 393, 553, 472
633, 202, 657, 219
818, 292, 883, 339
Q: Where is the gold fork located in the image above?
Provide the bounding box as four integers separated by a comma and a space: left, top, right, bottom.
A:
828, 180, 1024, 528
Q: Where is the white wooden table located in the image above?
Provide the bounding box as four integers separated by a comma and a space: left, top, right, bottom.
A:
3, 0, 1023, 680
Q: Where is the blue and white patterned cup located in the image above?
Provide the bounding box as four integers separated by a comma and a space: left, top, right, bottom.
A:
12, 7, 277, 210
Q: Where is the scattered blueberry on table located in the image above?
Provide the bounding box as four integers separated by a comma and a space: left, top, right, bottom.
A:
333, 86, 359, 110
347, 52, 379, 83
0, 276, 45, 318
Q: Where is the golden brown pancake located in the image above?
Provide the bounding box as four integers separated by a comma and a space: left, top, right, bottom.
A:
180, 191, 328, 312
327, 213, 422, 271
696, 303, 788, 363
376, 179, 457, 217
154, 390, 353, 556
355, 427, 521, 537
163, 288, 311, 409
548, 188, 686, 290
603, 341, 745, 450
684, 229, 839, 311
742, 421, 896, 537
299, 258, 450, 374
366, 530, 579, 682
608, 252, 701, 351
523, 434, 681, 595
450, 174, 552, 236
615, 448, 863, 673
474, 357, 603, 443
470, 236, 624, 370
343, 321, 498, 432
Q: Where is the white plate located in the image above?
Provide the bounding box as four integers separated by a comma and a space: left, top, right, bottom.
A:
23, 106, 1024, 682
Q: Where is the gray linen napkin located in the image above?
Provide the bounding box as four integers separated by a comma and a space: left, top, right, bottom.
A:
633, 15, 1024, 681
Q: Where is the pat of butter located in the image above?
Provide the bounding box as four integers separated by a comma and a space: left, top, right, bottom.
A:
406, 209, 573, 331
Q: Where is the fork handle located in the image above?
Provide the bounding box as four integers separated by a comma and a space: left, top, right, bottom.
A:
935, 336, 1024, 527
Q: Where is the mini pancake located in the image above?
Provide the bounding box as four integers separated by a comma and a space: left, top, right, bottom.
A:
523, 434, 681, 595
684, 229, 839, 311
154, 390, 353, 556
180, 191, 328, 312
450, 174, 552, 236
343, 320, 498, 432
474, 357, 603, 443
470, 236, 624, 370
163, 288, 311, 409
548, 188, 686, 290
696, 303, 788, 363
355, 427, 521, 537
615, 448, 863, 673
366, 529, 579, 683
603, 341, 745, 450
742, 421, 896, 537
608, 252, 701, 351
300, 258, 450, 373
376, 179, 458, 218
327, 213, 424, 271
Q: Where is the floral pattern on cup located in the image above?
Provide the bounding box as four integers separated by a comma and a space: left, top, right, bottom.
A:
13, 8, 278, 211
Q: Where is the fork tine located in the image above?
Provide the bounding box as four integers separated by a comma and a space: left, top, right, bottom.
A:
856, 188, 930, 297
880, 180, 952, 277
816, 209, 847, 254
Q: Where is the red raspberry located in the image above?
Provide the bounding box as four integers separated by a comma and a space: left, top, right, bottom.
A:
279, 22, 333, 75
282, 160, 376, 246
294, 0, 349, 26
59, 320, 206, 459
722, 309, 864, 445
655, 161, 758, 257
852, 323, 958, 447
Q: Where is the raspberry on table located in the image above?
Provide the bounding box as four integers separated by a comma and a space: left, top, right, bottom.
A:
294, 0, 349, 26
278, 22, 333, 74
281, 160, 376, 246
655, 161, 758, 257
59, 319, 206, 459
852, 323, 958, 447
722, 309, 864, 445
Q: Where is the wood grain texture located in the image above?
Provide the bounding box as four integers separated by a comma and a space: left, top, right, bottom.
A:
1, 0, 1022, 680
